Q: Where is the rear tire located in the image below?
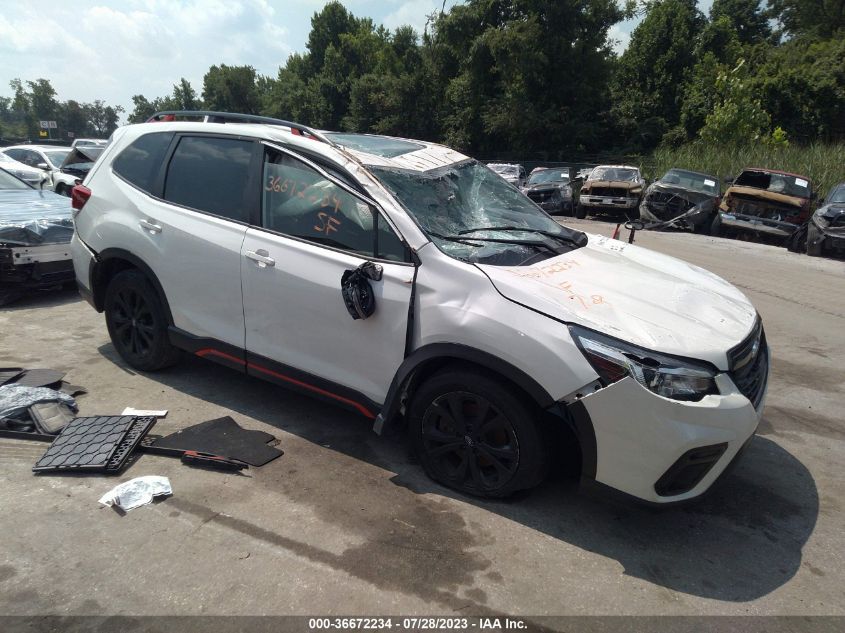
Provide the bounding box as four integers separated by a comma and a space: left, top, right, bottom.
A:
408, 368, 549, 498
104, 270, 181, 371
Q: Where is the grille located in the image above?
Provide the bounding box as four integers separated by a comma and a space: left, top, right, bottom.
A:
728, 319, 769, 410
589, 187, 627, 197
527, 189, 558, 203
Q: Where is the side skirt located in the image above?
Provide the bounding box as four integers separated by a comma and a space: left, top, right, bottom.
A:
168, 327, 380, 419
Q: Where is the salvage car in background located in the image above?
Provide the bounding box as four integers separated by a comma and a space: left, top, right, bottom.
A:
488, 162, 527, 188
807, 182, 845, 257
72, 111, 768, 504
71, 138, 108, 149
713, 168, 814, 241
0, 152, 46, 188
522, 167, 574, 215
0, 168, 74, 304
640, 168, 721, 232
576, 165, 644, 219
1, 145, 76, 196
59, 145, 104, 183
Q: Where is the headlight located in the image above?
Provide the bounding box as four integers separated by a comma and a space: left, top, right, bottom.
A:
569, 325, 718, 402
628, 187, 642, 197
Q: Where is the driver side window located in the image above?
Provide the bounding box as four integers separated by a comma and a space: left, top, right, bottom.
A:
261, 148, 406, 261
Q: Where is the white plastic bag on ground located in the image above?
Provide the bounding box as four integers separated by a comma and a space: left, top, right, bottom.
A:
98, 476, 172, 511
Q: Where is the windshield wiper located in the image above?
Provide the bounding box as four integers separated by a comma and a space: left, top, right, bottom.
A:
458, 225, 582, 246
427, 231, 557, 254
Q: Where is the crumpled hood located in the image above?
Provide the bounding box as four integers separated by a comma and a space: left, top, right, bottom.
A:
814, 203, 845, 236
724, 185, 806, 208
477, 234, 757, 369
644, 183, 714, 204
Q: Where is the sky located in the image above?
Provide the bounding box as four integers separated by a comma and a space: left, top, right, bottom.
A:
0, 0, 708, 117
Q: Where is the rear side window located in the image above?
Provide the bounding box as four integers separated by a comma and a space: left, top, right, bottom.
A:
112, 132, 173, 193
164, 136, 253, 222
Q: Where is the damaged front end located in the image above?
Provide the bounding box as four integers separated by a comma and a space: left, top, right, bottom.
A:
640, 183, 717, 232
0, 190, 75, 304
807, 203, 845, 257
717, 169, 813, 241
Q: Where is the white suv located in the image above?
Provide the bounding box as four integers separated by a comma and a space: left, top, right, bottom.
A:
71, 112, 768, 503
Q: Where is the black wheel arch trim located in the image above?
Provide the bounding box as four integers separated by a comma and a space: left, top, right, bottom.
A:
375, 342, 556, 434
91, 248, 174, 326
562, 400, 598, 480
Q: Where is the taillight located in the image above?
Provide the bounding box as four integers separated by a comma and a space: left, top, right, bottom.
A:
71, 184, 91, 217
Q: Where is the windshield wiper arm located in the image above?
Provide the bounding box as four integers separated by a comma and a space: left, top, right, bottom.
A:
458, 225, 581, 245
428, 231, 556, 254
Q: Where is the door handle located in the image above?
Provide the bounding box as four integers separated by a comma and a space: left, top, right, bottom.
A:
139, 219, 162, 234
245, 249, 275, 267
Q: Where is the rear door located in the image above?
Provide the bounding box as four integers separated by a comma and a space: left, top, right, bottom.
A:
115, 133, 258, 355
240, 143, 414, 410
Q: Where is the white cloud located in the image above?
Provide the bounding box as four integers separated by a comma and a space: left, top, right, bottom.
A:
381, 0, 457, 36
0, 0, 293, 114
609, 22, 633, 55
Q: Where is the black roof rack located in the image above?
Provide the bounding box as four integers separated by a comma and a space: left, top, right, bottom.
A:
145, 110, 337, 147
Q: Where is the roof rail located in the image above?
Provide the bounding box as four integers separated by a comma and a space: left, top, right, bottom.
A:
145, 110, 338, 147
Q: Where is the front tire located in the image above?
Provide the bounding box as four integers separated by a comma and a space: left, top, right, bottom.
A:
104, 270, 181, 371
709, 213, 723, 237
575, 203, 587, 219
806, 223, 824, 257
409, 368, 549, 498
55, 183, 69, 197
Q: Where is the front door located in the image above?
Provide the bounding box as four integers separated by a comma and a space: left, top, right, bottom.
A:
241, 144, 414, 413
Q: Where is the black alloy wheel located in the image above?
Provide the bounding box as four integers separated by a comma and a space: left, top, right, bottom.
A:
421, 391, 520, 493
409, 368, 549, 498
110, 286, 156, 359
104, 269, 181, 371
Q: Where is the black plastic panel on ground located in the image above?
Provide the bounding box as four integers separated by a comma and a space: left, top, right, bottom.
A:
32, 415, 157, 473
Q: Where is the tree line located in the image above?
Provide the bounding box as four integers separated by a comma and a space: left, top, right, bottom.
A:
0, 79, 123, 142
3, 0, 843, 157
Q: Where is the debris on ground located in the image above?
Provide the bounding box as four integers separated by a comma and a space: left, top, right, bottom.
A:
0, 384, 77, 430
121, 407, 168, 417
98, 476, 172, 512
32, 415, 157, 474
148, 416, 283, 467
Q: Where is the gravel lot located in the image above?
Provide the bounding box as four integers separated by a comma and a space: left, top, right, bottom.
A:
1, 221, 843, 619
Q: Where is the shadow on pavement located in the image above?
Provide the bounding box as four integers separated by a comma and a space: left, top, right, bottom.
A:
111, 347, 818, 604
0, 285, 80, 311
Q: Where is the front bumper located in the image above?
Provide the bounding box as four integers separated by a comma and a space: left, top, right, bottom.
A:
719, 211, 798, 238
581, 195, 638, 210
640, 202, 710, 228
575, 373, 764, 503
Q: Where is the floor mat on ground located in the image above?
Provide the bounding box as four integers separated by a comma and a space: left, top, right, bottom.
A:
149, 416, 282, 466
9, 369, 65, 388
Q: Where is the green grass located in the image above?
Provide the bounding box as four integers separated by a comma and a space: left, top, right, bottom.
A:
647, 142, 845, 197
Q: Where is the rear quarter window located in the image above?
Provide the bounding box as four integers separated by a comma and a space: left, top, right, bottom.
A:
112, 132, 174, 194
